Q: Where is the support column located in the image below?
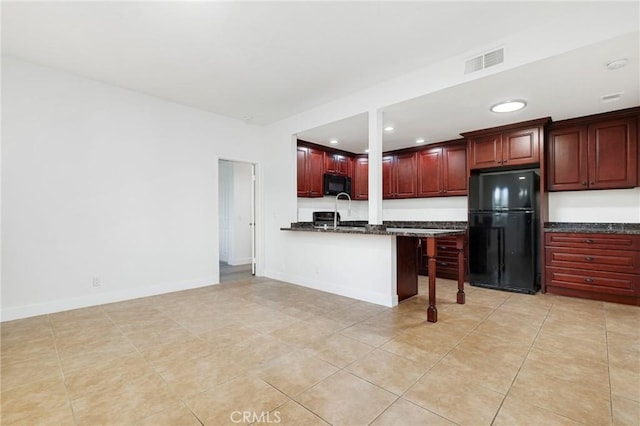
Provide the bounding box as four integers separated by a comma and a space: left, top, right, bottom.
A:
368, 109, 383, 225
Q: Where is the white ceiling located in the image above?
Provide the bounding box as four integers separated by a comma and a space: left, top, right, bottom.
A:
2, 1, 638, 150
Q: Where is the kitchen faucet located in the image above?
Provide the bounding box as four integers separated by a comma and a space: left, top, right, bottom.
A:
334, 192, 351, 229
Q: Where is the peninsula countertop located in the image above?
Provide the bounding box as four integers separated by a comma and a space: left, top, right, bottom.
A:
281, 222, 466, 238
281, 220, 467, 322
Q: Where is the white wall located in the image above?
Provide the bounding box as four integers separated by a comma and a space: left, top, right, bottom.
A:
1, 57, 263, 320
271, 231, 398, 307
549, 188, 640, 223
383, 197, 468, 222
297, 196, 468, 223
296, 197, 369, 222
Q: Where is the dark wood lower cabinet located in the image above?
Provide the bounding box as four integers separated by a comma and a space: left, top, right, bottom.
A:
396, 237, 419, 301
545, 232, 640, 305
418, 235, 468, 280
396, 234, 466, 322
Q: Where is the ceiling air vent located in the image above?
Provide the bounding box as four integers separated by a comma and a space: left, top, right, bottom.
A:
465, 48, 505, 74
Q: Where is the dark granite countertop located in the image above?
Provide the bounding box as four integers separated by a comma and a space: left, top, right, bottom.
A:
544, 222, 640, 235
281, 221, 467, 238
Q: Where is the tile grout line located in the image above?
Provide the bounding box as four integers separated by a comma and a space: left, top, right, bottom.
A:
47, 313, 80, 426
487, 295, 555, 425
603, 302, 614, 424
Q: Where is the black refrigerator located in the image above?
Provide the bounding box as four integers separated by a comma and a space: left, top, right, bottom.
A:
468, 169, 540, 294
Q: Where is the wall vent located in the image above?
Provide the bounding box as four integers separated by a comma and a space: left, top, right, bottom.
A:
465, 48, 505, 74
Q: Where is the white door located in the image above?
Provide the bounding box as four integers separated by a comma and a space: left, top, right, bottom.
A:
218, 159, 256, 276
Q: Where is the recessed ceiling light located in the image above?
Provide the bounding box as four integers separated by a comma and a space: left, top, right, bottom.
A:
606, 58, 628, 70
490, 100, 527, 113
416, 138, 425, 144
329, 139, 338, 144
384, 126, 395, 132
364, 149, 370, 153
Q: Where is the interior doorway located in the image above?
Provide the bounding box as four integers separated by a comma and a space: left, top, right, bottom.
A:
219, 159, 256, 283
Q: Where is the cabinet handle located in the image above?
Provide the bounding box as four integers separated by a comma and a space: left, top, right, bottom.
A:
438, 246, 448, 250
438, 262, 449, 266
590, 182, 595, 185
503, 159, 508, 163
584, 239, 594, 243
582, 182, 587, 186
584, 278, 594, 283
584, 256, 594, 261
444, 190, 448, 193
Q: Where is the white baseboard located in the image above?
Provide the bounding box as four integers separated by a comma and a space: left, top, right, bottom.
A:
263, 269, 397, 308
1, 276, 218, 322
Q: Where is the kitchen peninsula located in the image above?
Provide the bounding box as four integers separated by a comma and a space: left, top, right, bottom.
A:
281, 223, 466, 322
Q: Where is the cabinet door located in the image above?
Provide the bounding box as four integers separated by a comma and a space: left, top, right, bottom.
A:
442, 144, 467, 195
417, 147, 442, 197
353, 157, 369, 200
325, 153, 350, 176
382, 156, 395, 199
308, 148, 325, 197
468, 134, 502, 169
588, 118, 638, 189
547, 126, 589, 191
336, 155, 350, 176
502, 127, 540, 166
297, 147, 309, 196
394, 152, 417, 198
324, 152, 337, 174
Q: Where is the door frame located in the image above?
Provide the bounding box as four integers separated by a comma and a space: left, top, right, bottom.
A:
217, 158, 259, 279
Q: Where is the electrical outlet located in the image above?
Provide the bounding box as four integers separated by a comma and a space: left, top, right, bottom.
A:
92, 276, 101, 287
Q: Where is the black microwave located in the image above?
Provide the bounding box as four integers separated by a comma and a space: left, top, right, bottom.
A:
324, 174, 351, 196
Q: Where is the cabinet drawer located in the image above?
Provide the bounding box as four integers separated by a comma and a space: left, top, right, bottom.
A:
545, 232, 640, 250
436, 252, 459, 262
545, 247, 640, 273
546, 267, 639, 296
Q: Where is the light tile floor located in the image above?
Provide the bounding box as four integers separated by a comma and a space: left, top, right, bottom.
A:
1, 276, 639, 425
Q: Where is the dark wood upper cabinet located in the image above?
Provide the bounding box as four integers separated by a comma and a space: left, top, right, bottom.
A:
547, 111, 638, 191
503, 127, 540, 166
383, 152, 417, 199
465, 119, 547, 170
589, 117, 637, 189
417, 148, 442, 197
352, 156, 368, 200
382, 155, 395, 199
394, 152, 418, 198
324, 152, 351, 176
547, 126, 589, 190
417, 141, 467, 197
443, 143, 468, 195
296, 146, 324, 197
296, 147, 307, 196
468, 133, 502, 169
